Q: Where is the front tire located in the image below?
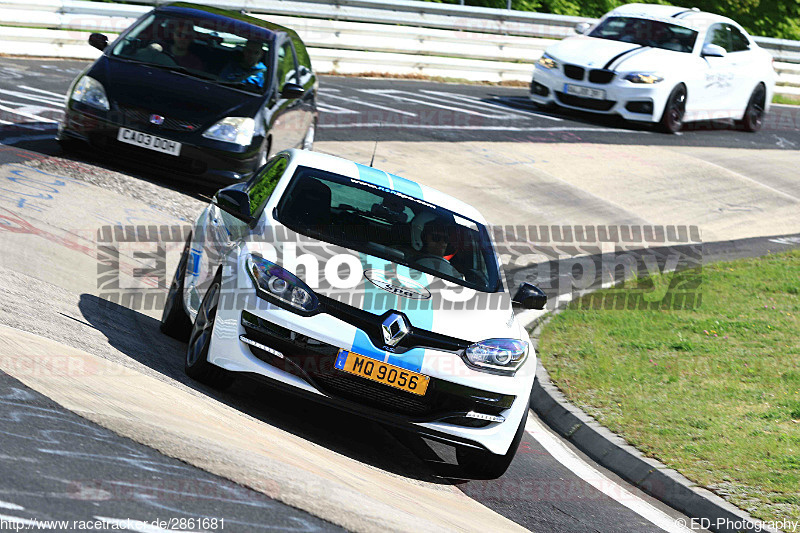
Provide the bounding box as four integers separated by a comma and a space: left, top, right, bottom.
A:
737, 84, 766, 132
185, 274, 234, 389
160, 233, 193, 341
658, 85, 687, 134
456, 411, 527, 479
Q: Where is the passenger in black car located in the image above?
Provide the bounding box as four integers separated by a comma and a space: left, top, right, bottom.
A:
219, 39, 268, 89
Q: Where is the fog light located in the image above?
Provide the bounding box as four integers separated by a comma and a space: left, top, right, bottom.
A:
625, 101, 654, 114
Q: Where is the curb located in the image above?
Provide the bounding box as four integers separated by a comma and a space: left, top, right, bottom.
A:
524, 310, 780, 533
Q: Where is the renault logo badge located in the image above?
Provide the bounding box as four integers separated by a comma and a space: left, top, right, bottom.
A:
381, 313, 409, 347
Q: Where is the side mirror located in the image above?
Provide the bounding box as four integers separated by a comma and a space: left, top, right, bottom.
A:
574, 22, 591, 35
281, 82, 305, 99
214, 188, 253, 224
701, 43, 726, 58
512, 283, 547, 310
88, 33, 109, 51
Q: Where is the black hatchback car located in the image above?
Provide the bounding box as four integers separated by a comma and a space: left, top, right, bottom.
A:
58, 3, 317, 185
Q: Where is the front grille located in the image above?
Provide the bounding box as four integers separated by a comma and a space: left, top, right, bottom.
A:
240, 312, 514, 421
563, 65, 585, 80
555, 92, 616, 111
119, 106, 202, 132
588, 69, 615, 84
310, 369, 436, 415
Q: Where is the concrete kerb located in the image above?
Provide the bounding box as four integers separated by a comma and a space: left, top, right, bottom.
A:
521, 306, 780, 533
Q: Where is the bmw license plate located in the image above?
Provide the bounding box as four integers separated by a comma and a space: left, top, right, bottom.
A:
335, 350, 430, 396
117, 128, 181, 156
564, 84, 606, 100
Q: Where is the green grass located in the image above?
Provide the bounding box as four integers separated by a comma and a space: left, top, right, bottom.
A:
537, 250, 800, 523
773, 93, 800, 106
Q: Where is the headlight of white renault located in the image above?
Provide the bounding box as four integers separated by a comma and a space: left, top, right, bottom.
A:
623, 73, 664, 84
202, 117, 255, 146
463, 338, 529, 375
537, 53, 558, 70
246, 254, 318, 314
70, 76, 109, 111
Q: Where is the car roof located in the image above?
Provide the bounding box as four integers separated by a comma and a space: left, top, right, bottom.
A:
285, 149, 488, 225
158, 2, 302, 42
607, 3, 736, 31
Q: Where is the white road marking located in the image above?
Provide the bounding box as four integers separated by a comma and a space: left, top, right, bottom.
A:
0, 104, 58, 123
319, 122, 644, 133
324, 93, 417, 117
362, 89, 508, 118
316, 103, 359, 115
419, 89, 562, 121
0, 501, 24, 511
410, 90, 520, 118
0, 88, 63, 107
95, 517, 187, 532
693, 157, 799, 202
321, 87, 341, 93
525, 412, 694, 533
19, 85, 66, 99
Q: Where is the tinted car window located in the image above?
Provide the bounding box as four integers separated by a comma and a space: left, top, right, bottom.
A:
277, 166, 501, 292
247, 156, 289, 217
589, 16, 697, 53
728, 25, 750, 52
705, 24, 731, 52
277, 41, 298, 86
110, 12, 273, 94
292, 37, 312, 71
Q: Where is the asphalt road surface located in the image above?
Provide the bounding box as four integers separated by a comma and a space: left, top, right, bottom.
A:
1, 55, 798, 533
1, 57, 800, 156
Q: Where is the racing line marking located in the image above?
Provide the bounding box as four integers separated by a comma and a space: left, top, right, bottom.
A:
0, 501, 24, 511
323, 92, 418, 117
524, 413, 694, 533
18, 85, 66, 99
0, 104, 58, 123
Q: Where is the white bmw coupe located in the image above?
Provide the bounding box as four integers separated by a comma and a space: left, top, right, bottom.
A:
530, 3, 775, 132
160, 149, 547, 478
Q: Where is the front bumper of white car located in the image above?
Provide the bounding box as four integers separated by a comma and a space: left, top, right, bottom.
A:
204, 269, 536, 456
530, 63, 671, 123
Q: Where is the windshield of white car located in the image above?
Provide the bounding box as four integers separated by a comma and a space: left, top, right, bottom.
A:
110, 13, 273, 94
589, 16, 698, 53
276, 166, 502, 293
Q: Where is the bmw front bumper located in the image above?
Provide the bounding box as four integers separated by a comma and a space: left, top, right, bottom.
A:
530, 64, 671, 123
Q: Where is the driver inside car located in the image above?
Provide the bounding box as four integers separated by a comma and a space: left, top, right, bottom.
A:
415, 221, 463, 280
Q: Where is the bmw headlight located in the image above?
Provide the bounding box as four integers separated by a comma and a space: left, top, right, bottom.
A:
537, 53, 558, 70
203, 117, 255, 146
70, 76, 109, 111
463, 338, 529, 375
246, 255, 318, 313
623, 73, 664, 84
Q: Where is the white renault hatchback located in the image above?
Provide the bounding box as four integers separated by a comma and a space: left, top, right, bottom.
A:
160, 149, 546, 478
530, 3, 775, 132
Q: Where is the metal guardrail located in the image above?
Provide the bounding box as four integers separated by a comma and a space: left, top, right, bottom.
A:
1, 0, 799, 90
